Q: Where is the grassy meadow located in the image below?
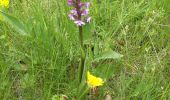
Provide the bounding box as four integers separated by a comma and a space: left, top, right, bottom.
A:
0, 0, 170, 99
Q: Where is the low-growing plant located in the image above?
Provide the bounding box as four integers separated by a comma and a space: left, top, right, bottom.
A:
0, 0, 169, 100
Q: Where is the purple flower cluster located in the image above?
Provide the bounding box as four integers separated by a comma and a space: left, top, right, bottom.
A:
68, 0, 91, 26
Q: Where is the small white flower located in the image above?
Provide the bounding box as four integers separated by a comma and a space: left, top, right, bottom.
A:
86, 17, 91, 23
68, 14, 75, 20
74, 20, 85, 26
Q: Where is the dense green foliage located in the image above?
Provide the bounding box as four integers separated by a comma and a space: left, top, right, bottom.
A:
0, 0, 170, 99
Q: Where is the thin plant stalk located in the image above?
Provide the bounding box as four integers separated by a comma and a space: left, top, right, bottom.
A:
68, 0, 91, 83
75, 0, 86, 83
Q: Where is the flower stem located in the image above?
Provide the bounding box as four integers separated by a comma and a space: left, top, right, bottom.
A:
78, 26, 85, 83
75, 0, 86, 83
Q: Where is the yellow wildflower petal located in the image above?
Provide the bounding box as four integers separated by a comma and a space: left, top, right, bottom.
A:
87, 71, 104, 87
0, 0, 9, 8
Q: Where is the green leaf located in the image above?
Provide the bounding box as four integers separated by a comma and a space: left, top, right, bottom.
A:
93, 50, 123, 62
52, 95, 61, 100
0, 11, 29, 35
93, 60, 123, 79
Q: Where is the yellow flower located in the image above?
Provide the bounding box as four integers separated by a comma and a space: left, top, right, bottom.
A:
87, 71, 104, 87
0, 0, 9, 8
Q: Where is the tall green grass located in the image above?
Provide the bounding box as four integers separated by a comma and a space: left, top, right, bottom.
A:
0, 0, 170, 99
